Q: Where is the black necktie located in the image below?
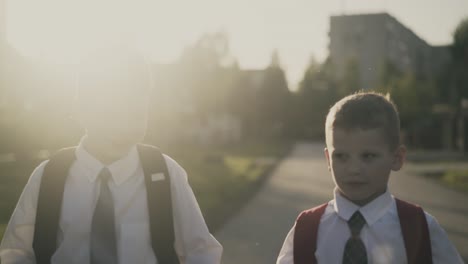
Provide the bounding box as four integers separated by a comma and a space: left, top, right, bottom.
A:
90, 168, 118, 264
342, 211, 368, 264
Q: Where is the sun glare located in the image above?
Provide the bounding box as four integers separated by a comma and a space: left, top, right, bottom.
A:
7, 0, 201, 64
5, 0, 468, 89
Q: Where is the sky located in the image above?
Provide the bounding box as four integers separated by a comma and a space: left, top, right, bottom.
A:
4, 0, 468, 90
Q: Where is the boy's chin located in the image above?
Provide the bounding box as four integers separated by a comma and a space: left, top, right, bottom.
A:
90, 137, 139, 153
107, 139, 139, 152
341, 190, 386, 206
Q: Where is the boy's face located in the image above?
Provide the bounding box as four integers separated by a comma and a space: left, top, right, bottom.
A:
77, 75, 150, 155
325, 128, 405, 205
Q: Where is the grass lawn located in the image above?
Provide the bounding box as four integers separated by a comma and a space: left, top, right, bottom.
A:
160, 139, 292, 231
440, 170, 468, 192
407, 160, 468, 194
0, 139, 292, 241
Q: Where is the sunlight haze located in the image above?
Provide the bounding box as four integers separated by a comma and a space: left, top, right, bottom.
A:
5, 0, 468, 90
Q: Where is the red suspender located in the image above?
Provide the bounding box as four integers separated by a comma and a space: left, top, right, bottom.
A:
293, 199, 432, 264
293, 203, 328, 264
395, 198, 432, 264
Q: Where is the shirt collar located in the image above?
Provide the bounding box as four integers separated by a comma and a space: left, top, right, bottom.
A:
75, 136, 140, 186
333, 188, 393, 226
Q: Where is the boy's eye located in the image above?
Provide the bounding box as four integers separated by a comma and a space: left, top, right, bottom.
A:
362, 152, 378, 160
333, 152, 348, 161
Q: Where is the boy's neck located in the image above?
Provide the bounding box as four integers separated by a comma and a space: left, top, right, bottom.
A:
82, 138, 134, 165
343, 189, 387, 207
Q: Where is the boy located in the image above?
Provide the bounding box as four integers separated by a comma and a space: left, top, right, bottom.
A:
276, 92, 463, 263
0, 46, 223, 263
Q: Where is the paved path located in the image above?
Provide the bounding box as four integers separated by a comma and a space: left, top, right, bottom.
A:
215, 142, 468, 263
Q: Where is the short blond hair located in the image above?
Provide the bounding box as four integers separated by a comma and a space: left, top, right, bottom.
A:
325, 91, 401, 150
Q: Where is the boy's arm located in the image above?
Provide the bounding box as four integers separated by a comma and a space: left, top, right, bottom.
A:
276, 224, 295, 264
425, 212, 464, 264
0, 160, 49, 264
164, 155, 223, 264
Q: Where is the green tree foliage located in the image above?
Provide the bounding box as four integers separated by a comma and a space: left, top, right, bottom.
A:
337, 58, 360, 97
433, 17, 468, 105
451, 17, 468, 100
453, 17, 468, 66
234, 51, 292, 138
451, 17, 468, 151
293, 57, 339, 138
376, 60, 439, 147
258, 59, 292, 137
294, 56, 364, 139
178, 32, 238, 117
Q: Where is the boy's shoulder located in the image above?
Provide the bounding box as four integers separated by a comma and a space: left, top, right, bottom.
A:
295, 202, 331, 233
136, 144, 188, 183
393, 197, 433, 221
136, 144, 177, 165
394, 197, 439, 228
27, 159, 51, 185
297, 202, 330, 219
295, 197, 434, 225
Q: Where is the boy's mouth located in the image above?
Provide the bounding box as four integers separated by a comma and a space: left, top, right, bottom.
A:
344, 181, 368, 185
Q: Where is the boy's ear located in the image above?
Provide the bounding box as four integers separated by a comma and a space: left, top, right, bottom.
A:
324, 148, 331, 172
391, 145, 406, 171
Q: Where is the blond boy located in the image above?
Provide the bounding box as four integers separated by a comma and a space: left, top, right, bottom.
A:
277, 92, 462, 263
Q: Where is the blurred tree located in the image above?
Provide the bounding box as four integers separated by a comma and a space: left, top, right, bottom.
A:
337, 58, 360, 97
178, 31, 238, 117
451, 17, 468, 151
376, 60, 439, 148
228, 50, 292, 139
451, 17, 468, 100
377, 60, 401, 91
452, 17, 468, 68
423, 17, 468, 151
294, 57, 338, 139
432, 17, 468, 106
256, 51, 292, 138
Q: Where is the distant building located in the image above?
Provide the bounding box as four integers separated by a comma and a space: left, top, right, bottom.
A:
329, 12, 451, 89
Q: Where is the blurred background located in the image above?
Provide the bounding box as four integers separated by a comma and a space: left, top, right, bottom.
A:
2, 0, 468, 152
1, 0, 467, 248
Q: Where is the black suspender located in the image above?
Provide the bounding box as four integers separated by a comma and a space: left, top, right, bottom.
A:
137, 144, 178, 264
33, 144, 178, 264
33, 147, 76, 264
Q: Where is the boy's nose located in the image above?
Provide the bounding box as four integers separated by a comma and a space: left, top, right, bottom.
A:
347, 159, 362, 175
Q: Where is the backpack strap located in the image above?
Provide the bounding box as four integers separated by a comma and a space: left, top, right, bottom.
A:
137, 144, 179, 264
396, 198, 432, 264
293, 203, 328, 264
33, 147, 77, 264
34, 145, 179, 264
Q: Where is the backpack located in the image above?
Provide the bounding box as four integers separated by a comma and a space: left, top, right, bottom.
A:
293, 199, 432, 264
32, 144, 179, 264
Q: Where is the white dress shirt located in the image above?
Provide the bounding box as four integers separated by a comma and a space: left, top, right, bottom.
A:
277, 189, 463, 264
0, 140, 223, 264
